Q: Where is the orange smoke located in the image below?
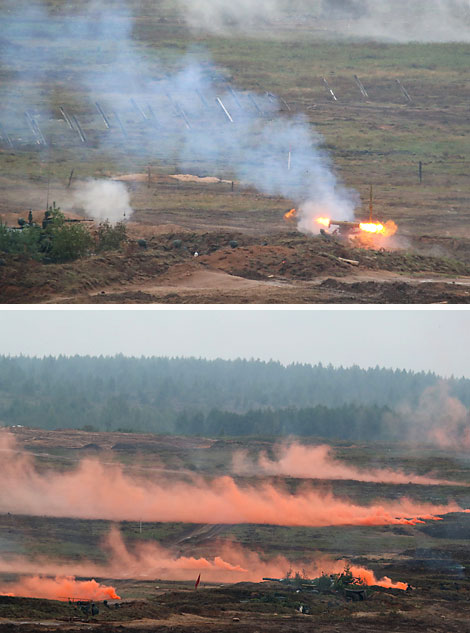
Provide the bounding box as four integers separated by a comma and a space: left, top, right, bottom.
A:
232, 442, 465, 486
0, 432, 463, 527
284, 208, 296, 221
0, 527, 406, 590
0, 576, 120, 601
350, 566, 407, 591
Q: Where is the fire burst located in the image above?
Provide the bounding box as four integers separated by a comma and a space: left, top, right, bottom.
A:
359, 222, 385, 234
284, 208, 296, 220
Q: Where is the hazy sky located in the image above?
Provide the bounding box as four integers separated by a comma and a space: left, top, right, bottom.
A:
0, 309, 468, 378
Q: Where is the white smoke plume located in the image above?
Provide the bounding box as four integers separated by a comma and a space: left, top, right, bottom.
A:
177, 0, 470, 43
0, 1, 357, 227
395, 382, 470, 450
71, 180, 133, 224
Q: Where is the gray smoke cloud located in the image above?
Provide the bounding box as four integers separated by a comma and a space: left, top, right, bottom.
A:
392, 382, 470, 450
71, 180, 133, 224
0, 0, 357, 229
178, 0, 470, 42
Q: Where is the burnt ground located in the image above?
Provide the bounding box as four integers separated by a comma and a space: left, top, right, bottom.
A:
2, 226, 470, 304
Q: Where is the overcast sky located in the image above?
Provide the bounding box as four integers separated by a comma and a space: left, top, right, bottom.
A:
0, 309, 468, 378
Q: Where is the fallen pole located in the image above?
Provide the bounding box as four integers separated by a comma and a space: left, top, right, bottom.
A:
353, 75, 369, 99
229, 87, 243, 109
71, 114, 87, 144
248, 94, 263, 115
130, 98, 148, 121
59, 106, 75, 130
322, 77, 338, 101
25, 110, 47, 146
95, 102, 111, 129
165, 91, 179, 116
24, 111, 42, 145
196, 89, 209, 110
175, 102, 191, 130
0, 121, 14, 149
112, 110, 128, 138
147, 104, 160, 130
396, 79, 412, 104
279, 96, 291, 112
215, 97, 234, 123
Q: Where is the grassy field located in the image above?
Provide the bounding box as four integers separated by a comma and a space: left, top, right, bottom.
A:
1, 3, 469, 239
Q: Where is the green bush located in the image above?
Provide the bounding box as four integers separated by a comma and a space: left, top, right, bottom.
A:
0, 204, 94, 263
48, 222, 93, 262
0, 220, 42, 258
96, 220, 128, 252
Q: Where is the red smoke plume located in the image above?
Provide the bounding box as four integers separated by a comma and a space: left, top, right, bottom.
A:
0, 576, 120, 601
0, 527, 406, 591
232, 442, 464, 486
0, 432, 462, 527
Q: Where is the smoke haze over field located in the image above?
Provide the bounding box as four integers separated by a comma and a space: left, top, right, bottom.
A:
178, 0, 470, 42
0, 1, 357, 225
392, 382, 470, 450
0, 527, 407, 590
0, 432, 463, 527
232, 442, 465, 486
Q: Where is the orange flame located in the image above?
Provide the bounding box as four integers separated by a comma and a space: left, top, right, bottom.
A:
359, 220, 398, 236
316, 217, 331, 228
359, 222, 385, 234
284, 208, 296, 220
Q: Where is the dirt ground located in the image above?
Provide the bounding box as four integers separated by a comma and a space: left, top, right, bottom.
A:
2, 219, 470, 303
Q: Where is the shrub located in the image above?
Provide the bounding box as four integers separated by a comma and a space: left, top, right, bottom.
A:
0, 220, 42, 258
48, 222, 93, 262
96, 220, 128, 252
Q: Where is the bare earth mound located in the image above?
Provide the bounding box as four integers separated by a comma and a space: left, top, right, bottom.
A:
2, 228, 470, 304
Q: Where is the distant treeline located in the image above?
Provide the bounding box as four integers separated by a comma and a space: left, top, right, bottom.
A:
176, 404, 398, 441
0, 355, 467, 438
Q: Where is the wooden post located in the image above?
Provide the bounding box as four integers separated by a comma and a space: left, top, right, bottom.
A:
418, 161, 422, 184
231, 181, 234, 192
67, 168, 75, 189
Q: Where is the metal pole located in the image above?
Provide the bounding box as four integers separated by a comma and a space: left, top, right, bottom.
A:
215, 97, 234, 123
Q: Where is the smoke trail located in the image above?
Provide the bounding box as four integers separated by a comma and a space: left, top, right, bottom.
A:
232, 442, 466, 486
177, 0, 470, 43
0, 432, 462, 527
0, 527, 406, 589
0, 576, 120, 601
